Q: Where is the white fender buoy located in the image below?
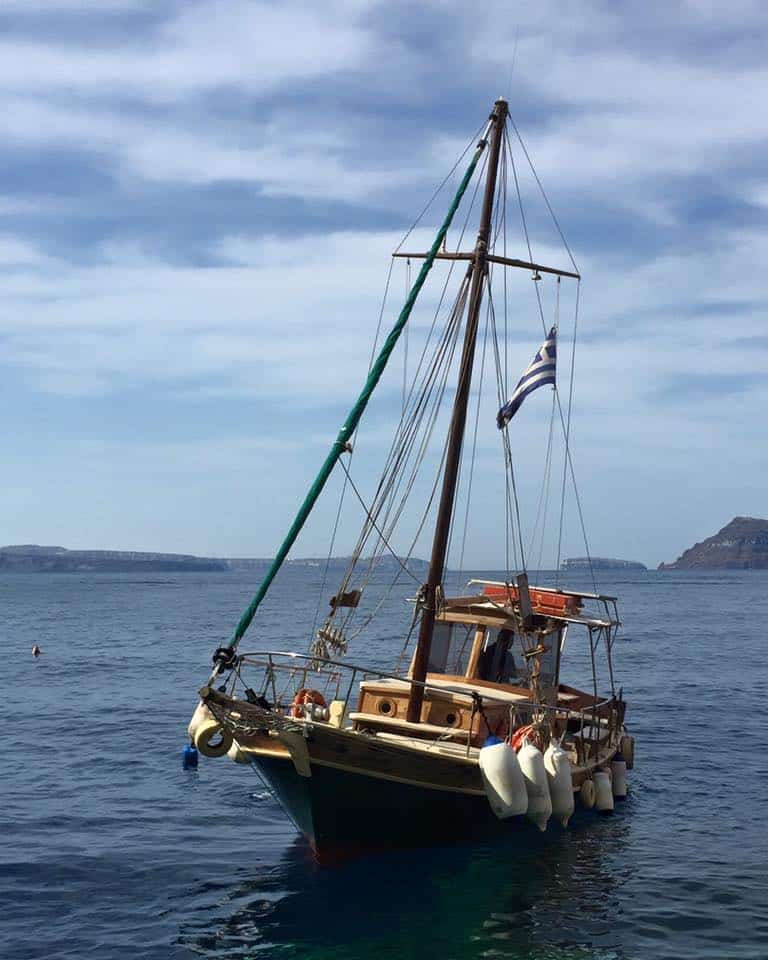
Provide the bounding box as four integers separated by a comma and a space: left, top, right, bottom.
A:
479, 742, 528, 819
518, 741, 552, 831
620, 734, 635, 770
611, 754, 628, 799
188, 700, 214, 741
544, 741, 575, 827
194, 717, 233, 758
227, 740, 251, 764
580, 778, 595, 809
328, 700, 346, 728
595, 770, 614, 813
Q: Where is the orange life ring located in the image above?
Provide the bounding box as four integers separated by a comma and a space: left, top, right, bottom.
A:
290, 688, 327, 718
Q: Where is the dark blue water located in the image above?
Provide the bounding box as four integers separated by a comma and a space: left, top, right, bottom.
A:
2, 568, 767, 959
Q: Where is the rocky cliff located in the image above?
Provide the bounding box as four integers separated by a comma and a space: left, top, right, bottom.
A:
0, 545, 430, 574
659, 517, 768, 569
0, 544, 228, 573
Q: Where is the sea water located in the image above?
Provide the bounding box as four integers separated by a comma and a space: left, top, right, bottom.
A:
1, 567, 767, 959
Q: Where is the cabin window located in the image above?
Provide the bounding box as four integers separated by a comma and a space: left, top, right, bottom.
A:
478, 627, 560, 686
426, 622, 475, 676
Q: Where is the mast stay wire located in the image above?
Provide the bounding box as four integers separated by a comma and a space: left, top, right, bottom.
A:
529, 389, 557, 576
445, 141, 511, 591
339, 153, 489, 591
342, 285, 469, 641
333, 272, 471, 639
554, 281, 598, 592
310, 129, 488, 642
504, 120, 593, 586
354, 148, 490, 564
311, 128, 491, 644
488, 279, 524, 576
507, 116, 580, 276
402, 258, 411, 415
489, 137, 526, 578
504, 126, 595, 587
446, 293, 490, 594
337, 135, 498, 639
334, 280, 467, 634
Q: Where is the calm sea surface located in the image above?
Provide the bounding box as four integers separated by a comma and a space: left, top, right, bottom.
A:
2, 567, 767, 960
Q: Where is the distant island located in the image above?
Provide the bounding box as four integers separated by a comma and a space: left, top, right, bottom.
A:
659, 517, 768, 570
0, 544, 429, 574
560, 557, 647, 571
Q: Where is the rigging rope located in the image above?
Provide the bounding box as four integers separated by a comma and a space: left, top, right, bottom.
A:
452, 299, 490, 590
321, 147, 491, 642
503, 126, 594, 585
224, 138, 488, 653
486, 275, 523, 573
306, 119, 493, 646
508, 117, 580, 276
339, 277, 470, 641
337, 457, 420, 584
529, 389, 556, 575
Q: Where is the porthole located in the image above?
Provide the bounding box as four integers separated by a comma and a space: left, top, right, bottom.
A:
445, 711, 461, 727
378, 699, 394, 716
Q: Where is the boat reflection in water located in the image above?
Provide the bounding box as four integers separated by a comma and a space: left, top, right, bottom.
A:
179, 811, 632, 959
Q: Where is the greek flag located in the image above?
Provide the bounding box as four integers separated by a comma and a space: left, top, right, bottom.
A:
496, 326, 557, 428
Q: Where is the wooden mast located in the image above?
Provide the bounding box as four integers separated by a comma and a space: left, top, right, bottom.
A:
406, 98, 508, 724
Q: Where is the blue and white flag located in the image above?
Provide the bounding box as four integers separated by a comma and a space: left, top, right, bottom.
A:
496, 326, 557, 428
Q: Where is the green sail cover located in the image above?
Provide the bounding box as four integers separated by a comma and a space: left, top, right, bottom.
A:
228, 141, 485, 650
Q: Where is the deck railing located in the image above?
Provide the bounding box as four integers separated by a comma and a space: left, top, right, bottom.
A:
223, 650, 620, 759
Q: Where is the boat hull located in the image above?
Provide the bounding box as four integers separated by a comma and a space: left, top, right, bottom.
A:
199, 689, 625, 860
252, 750, 526, 860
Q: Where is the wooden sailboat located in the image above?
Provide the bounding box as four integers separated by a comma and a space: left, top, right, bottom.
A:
188, 98, 634, 860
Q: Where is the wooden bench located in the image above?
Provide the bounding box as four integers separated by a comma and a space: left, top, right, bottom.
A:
349, 711, 470, 741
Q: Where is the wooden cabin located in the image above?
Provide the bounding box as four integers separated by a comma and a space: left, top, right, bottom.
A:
350, 585, 612, 749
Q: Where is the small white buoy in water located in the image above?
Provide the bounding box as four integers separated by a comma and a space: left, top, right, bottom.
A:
611, 753, 628, 800
594, 770, 614, 813
32, 644, 41, 657
544, 740, 575, 827
518, 740, 552, 831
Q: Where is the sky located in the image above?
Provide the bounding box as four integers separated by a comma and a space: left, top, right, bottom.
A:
2, 0, 767, 569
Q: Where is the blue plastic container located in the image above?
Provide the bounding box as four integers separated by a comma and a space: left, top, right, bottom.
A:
482, 735, 504, 748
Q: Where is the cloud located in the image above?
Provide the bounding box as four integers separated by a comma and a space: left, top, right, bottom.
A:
2, 0, 768, 563
0, 2, 373, 102
0, 235, 49, 265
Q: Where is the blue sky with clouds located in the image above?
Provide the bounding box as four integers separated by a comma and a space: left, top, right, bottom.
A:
2, 0, 767, 568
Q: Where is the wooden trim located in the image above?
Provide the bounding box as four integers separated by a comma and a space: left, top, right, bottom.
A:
349, 712, 468, 740
391, 251, 580, 281
466, 625, 486, 679
431, 674, 532, 699
436, 611, 516, 628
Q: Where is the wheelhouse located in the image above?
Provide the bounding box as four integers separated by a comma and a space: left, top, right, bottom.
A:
351, 580, 622, 753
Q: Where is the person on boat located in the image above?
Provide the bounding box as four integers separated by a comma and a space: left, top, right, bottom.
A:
478, 628, 518, 684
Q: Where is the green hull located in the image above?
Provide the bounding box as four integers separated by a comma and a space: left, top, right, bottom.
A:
252, 753, 532, 861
